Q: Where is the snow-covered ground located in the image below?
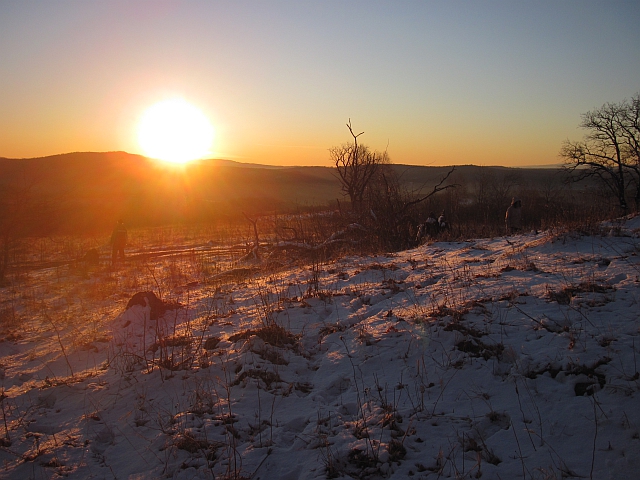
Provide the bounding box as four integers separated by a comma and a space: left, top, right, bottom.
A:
1, 216, 639, 479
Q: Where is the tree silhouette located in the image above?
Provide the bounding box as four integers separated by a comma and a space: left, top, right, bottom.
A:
561, 93, 640, 212
330, 120, 388, 214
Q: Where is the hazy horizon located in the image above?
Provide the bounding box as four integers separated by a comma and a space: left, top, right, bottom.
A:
0, 149, 565, 170
1, 1, 639, 167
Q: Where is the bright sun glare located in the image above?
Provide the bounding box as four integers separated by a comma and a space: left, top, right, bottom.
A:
138, 99, 214, 164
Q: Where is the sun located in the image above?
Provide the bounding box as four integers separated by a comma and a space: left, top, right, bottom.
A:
137, 99, 214, 164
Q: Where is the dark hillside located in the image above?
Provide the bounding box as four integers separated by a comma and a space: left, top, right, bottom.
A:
0, 152, 342, 232
0, 151, 590, 234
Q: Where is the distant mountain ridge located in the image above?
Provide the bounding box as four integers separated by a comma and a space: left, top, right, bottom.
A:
0, 151, 564, 232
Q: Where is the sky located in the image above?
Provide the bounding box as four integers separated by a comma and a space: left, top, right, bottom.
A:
1, 1, 639, 167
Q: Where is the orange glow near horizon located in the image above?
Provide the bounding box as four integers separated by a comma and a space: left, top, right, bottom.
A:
137, 99, 214, 164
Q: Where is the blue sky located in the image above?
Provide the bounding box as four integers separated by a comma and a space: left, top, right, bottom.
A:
1, 1, 638, 166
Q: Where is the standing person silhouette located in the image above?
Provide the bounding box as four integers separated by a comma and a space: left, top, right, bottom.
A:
110, 219, 128, 264
505, 198, 522, 234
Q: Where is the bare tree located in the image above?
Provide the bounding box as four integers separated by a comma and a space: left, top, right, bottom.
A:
561, 94, 640, 213
393, 167, 457, 215
619, 93, 640, 209
356, 163, 458, 249
329, 120, 458, 249
330, 120, 388, 214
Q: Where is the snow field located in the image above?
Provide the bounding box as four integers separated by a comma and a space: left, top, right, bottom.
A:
0, 216, 639, 478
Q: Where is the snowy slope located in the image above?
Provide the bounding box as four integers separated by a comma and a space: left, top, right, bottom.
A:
0, 216, 639, 479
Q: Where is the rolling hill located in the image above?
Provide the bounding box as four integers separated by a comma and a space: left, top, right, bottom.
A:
0, 152, 565, 232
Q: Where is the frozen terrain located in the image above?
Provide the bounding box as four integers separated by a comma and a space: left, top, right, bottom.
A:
0, 215, 639, 479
